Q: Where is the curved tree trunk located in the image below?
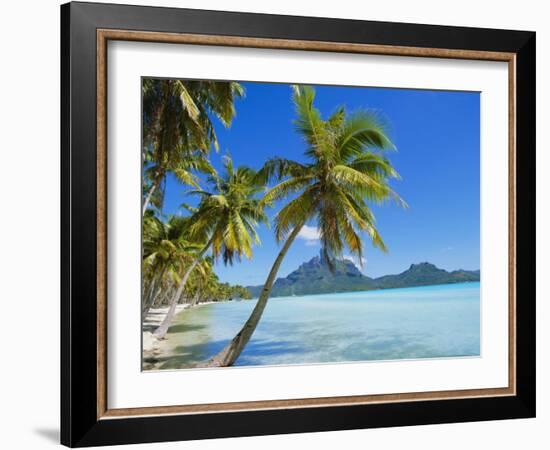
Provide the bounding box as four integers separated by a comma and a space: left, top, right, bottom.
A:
154, 280, 173, 308
142, 266, 166, 321
142, 182, 157, 216
142, 274, 158, 318
153, 237, 213, 339
203, 223, 304, 367
190, 289, 201, 307
142, 169, 165, 216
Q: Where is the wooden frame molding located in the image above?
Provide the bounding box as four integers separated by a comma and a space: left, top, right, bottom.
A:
62, 3, 536, 446
97, 29, 517, 61
96, 28, 517, 420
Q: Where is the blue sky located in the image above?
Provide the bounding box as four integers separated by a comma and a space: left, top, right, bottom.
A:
160, 81, 480, 286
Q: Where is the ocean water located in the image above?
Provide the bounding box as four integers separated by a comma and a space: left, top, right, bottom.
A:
155, 282, 480, 370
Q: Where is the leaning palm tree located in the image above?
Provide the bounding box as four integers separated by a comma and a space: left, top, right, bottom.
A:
142, 214, 205, 320
205, 85, 406, 367
184, 256, 216, 307
152, 156, 269, 339
142, 150, 216, 216
142, 79, 245, 215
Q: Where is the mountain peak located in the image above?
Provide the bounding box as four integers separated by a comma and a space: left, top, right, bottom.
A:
297, 252, 362, 275
247, 259, 480, 298
408, 262, 438, 271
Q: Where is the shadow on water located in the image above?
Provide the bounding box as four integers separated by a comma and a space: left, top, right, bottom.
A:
235, 339, 305, 366
241, 339, 304, 357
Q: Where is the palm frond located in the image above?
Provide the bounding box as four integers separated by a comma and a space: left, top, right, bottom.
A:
274, 188, 318, 241
255, 157, 309, 184
262, 176, 314, 205
337, 111, 395, 162
174, 80, 200, 122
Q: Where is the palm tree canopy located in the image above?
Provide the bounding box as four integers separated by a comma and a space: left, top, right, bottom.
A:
142, 213, 208, 272
142, 79, 245, 211
143, 79, 245, 153
188, 155, 269, 265
258, 85, 406, 270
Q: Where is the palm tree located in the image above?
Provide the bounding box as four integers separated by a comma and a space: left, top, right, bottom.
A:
142, 79, 245, 215
142, 151, 215, 216
185, 256, 216, 306
205, 85, 406, 367
152, 156, 269, 339
142, 214, 206, 320
195, 270, 223, 304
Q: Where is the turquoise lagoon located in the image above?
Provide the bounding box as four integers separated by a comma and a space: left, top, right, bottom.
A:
154, 282, 480, 369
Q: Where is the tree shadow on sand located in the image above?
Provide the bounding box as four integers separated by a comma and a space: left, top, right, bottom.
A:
145, 338, 305, 370
142, 321, 207, 334
144, 339, 228, 370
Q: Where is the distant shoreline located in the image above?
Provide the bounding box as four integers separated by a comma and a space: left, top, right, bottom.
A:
247, 259, 480, 299
252, 280, 480, 300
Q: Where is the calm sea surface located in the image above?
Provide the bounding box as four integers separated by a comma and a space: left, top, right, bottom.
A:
156, 282, 480, 369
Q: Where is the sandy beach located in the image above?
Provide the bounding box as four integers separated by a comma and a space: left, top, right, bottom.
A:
142, 302, 217, 367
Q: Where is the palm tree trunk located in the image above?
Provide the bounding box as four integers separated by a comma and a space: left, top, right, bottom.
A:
142, 182, 157, 216
142, 266, 164, 319
142, 264, 170, 320
190, 290, 201, 307
153, 237, 213, 339
204, 223, 304, 367
142, 168, 166, 216
154, 285, 172, 307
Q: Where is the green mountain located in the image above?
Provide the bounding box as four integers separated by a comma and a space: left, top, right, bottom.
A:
373, 262, 480, 289
247, 252, 479, 298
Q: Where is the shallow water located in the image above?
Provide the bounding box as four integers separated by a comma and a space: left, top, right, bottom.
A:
152, 282, 480, 370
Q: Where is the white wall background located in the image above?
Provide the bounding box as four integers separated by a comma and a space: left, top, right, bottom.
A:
0, 0, 546, 448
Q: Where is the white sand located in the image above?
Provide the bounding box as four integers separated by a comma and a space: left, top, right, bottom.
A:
143, 304, 190, 328
142, 301, 218, 353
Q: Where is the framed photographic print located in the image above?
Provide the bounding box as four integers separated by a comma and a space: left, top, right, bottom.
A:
60, 1, 536, 447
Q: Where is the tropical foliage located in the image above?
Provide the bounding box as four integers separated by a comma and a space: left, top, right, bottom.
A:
142, 212, 251, 320
142, 79, 244, 215
142, 80, 404, 369
205, 85, 405, 366
141, 78, 254, 338
151, 155, 268, 339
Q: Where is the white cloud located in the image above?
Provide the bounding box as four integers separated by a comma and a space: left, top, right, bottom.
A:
297, 225, 320, 243
304, 240, 319, 246
343, 254, 367, 270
